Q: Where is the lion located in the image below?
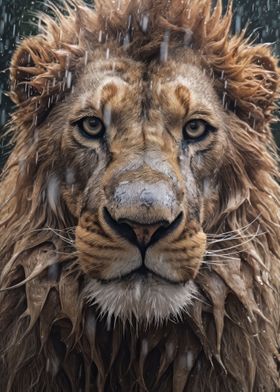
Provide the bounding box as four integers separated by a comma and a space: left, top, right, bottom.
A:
0, 0, 279, 390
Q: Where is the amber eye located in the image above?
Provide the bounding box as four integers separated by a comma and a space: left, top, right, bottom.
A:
183, 119, 214, 142
77, 116, 105, 139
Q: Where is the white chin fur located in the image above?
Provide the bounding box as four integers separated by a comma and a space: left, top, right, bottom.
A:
84, 274, 197, 325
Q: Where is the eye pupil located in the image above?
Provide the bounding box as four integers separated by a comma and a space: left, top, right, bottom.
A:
189, 121, 199, 130
88, 118, 99, 127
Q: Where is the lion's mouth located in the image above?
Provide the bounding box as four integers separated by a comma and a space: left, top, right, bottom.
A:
77, 208, 205, 285
100, 208, 187, 285
98, 264, 186, 286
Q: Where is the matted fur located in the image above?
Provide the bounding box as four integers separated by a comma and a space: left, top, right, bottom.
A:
0, 0, 280, 391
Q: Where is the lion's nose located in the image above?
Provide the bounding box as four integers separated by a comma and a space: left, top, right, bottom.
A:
104, 181, 182, 250
108, 181, 180, 223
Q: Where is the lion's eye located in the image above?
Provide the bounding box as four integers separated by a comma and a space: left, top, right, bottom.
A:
77, 116, 105, 139
183, 119, 213, 142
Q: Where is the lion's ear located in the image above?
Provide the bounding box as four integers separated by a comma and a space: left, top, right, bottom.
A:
10, 36, 81, 126
224, 44, 279, 131
10, 37, 63, 127
10, 37, 57, 104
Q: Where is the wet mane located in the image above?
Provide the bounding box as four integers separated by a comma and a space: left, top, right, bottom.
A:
0, 0, 279, 390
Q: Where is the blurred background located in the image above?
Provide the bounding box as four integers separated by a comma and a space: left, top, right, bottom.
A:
0, 0, 279, 167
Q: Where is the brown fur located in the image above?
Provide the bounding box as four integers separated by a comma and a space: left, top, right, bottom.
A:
0, 1, 280, 391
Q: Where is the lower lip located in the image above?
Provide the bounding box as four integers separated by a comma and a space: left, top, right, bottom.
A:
99, 266, 185, 286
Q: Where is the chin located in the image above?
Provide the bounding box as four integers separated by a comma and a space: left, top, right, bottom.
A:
83, 273, 198, 326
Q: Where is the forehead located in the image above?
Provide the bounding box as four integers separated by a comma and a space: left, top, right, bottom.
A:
73, 52, 219, 112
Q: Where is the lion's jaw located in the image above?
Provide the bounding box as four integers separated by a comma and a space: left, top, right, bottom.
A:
84, 275, 197, 324
62, 54, 227, 323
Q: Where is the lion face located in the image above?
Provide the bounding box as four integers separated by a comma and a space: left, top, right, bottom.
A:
57, 55, 226, 321
43, 49, 227, 322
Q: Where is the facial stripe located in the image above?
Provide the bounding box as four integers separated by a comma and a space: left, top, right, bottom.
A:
175, 85, 190, 116
100, 82, 119, 111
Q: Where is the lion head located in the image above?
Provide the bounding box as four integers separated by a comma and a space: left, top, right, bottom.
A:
0, 0, 279, 390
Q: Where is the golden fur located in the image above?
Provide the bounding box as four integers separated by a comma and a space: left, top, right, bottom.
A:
0, 0, 280, 390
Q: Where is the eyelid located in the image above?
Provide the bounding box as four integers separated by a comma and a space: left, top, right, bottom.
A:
186, 112, 218, 129
187, 118, 216, 129
69, 110, 102, 125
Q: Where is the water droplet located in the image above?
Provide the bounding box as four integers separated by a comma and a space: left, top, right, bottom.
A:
160, 31, 169, 63
141, 339, 148, 356
66, 71, 72, 89
235, 13, 241, 34
103, 104, 112, 127
47, 176, 60, 212
141, 14, 149, 32
65, 168, 75, 185
186, 351, 194, 369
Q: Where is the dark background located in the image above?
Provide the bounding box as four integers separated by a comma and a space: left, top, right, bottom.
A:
0, 0, 279, 165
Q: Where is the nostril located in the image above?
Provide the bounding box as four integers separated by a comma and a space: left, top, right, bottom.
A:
149, 212, 183, 246
103, 208, 183, 252
103, 208, 139, 245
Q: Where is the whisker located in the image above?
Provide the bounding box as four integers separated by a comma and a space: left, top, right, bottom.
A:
27, 226, 75, 245
206, 215, 262, 239
53, 250, 75, 256
205, 252, 240, 260
203, 259, 226, 266
207, 229, 265, 245
28, 226, 76, 234
207, 227, 266, 254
